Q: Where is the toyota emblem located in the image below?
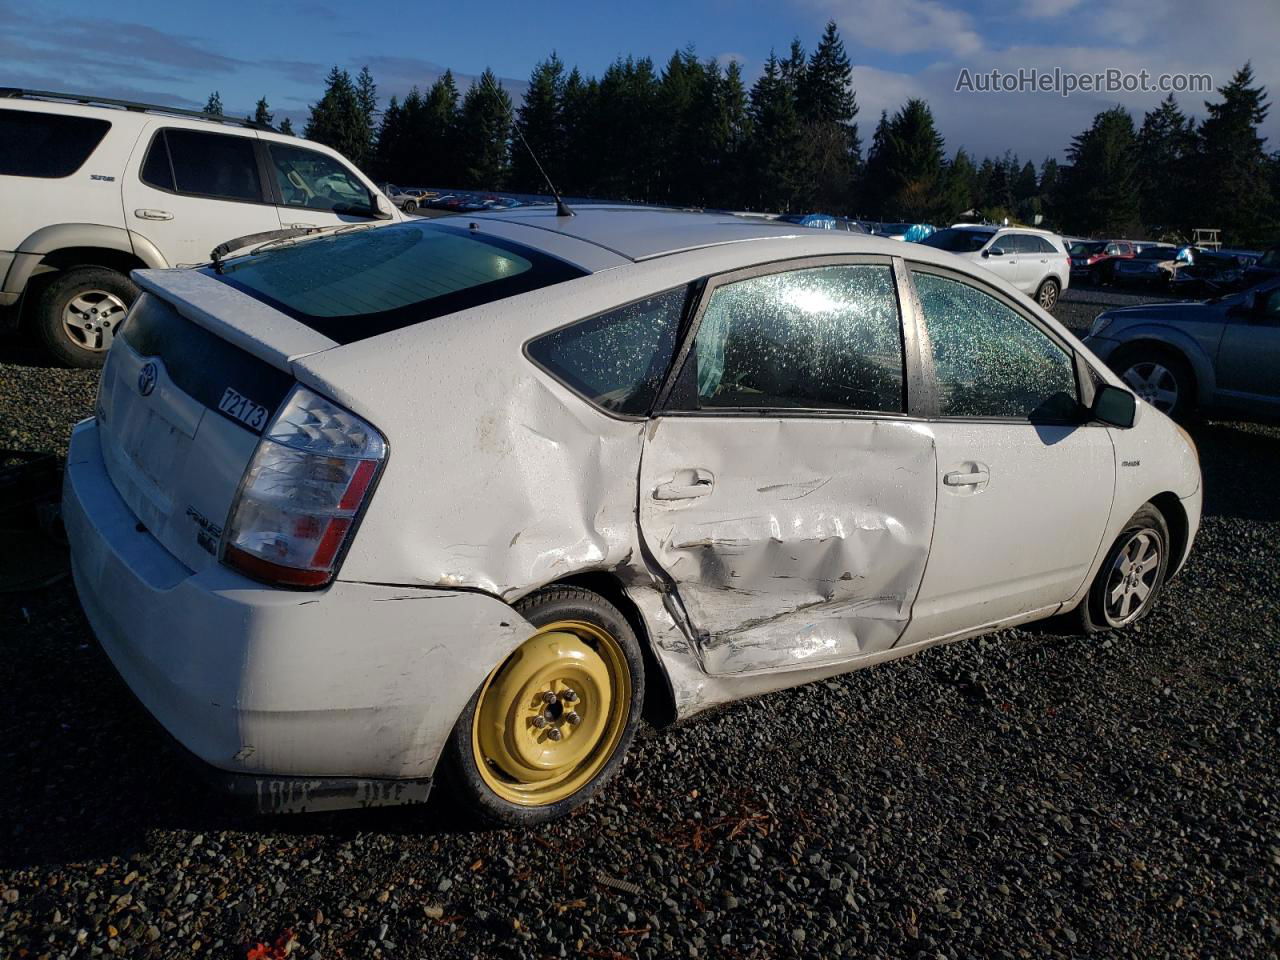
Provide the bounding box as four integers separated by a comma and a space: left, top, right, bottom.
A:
138, 362, 157, 397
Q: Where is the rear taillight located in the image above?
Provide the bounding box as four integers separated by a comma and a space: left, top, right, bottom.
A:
222, 384, 386, 588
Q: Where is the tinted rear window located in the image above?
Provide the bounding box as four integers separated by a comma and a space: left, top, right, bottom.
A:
142, 128, 263, 202
207, 221, 588, 343
0, 108, 111, 178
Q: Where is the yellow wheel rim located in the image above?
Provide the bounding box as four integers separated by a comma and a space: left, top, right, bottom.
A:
471, 620, 631, 806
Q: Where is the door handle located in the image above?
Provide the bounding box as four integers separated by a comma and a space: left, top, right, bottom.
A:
944, 469, 990, 486
653, 468, 715, 501
134, 208, 173, 221
287, 222, 315, 228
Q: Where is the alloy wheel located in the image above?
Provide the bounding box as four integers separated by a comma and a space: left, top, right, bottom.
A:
1103, 529, 1162, 627
62, 290, 128, 352
1121, 362, 1179, 413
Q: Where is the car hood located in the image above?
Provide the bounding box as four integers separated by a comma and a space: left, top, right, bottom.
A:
1100, 298, 1227, 324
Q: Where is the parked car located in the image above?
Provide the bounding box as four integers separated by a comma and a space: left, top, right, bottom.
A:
919, 224, 1071, 310
1111, 245, 1181, 288
1084, 277, 1280, 420
0, 88, 402, 366
1168, 249, 1252, 298
1069, 239, 1136, 285
382, 183, 422, 212
64, 207, 1200, 824
1243, 245, 1280, 288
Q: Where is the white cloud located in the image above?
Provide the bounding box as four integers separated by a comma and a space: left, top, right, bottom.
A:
804, 0, 983, 56
1022, 0, 1085, 18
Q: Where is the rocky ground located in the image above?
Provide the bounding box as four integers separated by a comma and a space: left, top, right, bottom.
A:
1, 285, 1277, 959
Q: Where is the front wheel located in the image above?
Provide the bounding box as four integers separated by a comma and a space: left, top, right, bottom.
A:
440, 586, 644, 826
36, 266, 137, 368
1035, 277, 1060, 311
1076, 504, 1170, 633
1115, 348, 1193, 420
403, 200, 417, 213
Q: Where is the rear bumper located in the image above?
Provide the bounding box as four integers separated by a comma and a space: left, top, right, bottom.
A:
63, 417, 531, 808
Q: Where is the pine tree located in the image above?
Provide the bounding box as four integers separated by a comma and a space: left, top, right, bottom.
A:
422, 72, 462, 185
1136, 95, 1195, 234
1039, 157, 1061, 224
858, 110, 892, 217
1194, 63, 1274, 244
745, 52, 807, 211
278, 117, 295, 136
882, 99, 946, 221
203, 91, 223, 117
373, 95, 405, 182
510, 54, 566, 195
797, 20, 860, 212
939, 148, 978, 222
458, 69, 512, 189
560, 67, 597, 196
252, 97, 273, 128
355, 66, 378, 163
305, 67, 369, 168
1060, 106, 1140, 236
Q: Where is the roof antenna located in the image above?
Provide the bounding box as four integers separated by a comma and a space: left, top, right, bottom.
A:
482, 71, 574, 217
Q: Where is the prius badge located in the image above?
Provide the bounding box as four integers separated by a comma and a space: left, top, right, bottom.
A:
138, 362, 157, 397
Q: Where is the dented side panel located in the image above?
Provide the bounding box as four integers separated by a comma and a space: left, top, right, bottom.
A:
638, 416, 937, 677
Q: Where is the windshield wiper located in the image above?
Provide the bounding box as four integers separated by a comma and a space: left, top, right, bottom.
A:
210, 227, 320, 272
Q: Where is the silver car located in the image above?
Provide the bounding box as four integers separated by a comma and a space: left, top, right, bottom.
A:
1084, 278, 1280, 420
64, 207, 1201, 825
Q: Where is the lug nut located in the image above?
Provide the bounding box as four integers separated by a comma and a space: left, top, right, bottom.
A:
565, 711, 582, 726
541, 691, 558, 705
531, 715, 548, 729
561, 689, 579, 703
546, 727, 563, 741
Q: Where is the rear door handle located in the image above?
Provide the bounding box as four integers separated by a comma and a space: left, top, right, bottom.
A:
944, 469, 990, 486
134, 208, 173, 221
653, 468, 715, 501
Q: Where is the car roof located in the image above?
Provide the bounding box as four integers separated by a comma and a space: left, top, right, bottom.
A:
470, 204, 888, 263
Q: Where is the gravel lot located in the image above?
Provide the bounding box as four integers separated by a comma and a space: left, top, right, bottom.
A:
1, 285, 1277, 959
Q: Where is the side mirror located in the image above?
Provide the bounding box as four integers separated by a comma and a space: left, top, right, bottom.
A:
1092, 384, 1137, 428
985, 246, 1004, 257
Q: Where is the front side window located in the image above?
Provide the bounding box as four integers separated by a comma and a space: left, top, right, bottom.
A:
268, 142, 373, 213
691, 264, 904, 413
142, 129, 263, 202
0, 109, 111, 178
912, 270, 1079, 420
527, 288, 688, 416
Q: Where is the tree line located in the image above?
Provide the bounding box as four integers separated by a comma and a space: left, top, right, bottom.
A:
209, 25, 1278, 246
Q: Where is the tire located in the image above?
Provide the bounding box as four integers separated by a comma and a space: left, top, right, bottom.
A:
1035, 277, 1060, 311
1075, 504, 1171, 633
403, 200, 417, 213
1088, 266, 1102, 286
439, 585, 645, 827
1113, 345, 1194, 420
36, 266, 138, 368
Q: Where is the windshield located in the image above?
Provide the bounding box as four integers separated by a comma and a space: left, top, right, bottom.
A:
1070, 242, 1106, 256
919, 228, 993, 253
206, 221, 587, 344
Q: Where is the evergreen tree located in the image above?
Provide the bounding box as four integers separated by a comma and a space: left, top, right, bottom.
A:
278, 117, 295, 136
797, 21, 860, 212
458, 69, 512, 189
203, 91, 223, 116
700, 58, 751, 208
305, 67, 369, 168
422, 72, 462, 185
981, 155, 1013, 219
252, 97, 273, 128
560, 67, 598, 196
1039, 157, 1061, 223
1059, 106, 1140, 236
510, 54, 566, 195
373, 94, 405, 182
1136, 95, 1195, 233
859, 110, 892, 217
355, 66, 378, 164
745, 52, 807, 211
939, 148, 978, 222
881, 99, 946, 221
1194, 62, 1273, 243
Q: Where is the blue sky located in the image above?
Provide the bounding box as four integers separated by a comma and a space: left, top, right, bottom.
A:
4, 0, 1277, 162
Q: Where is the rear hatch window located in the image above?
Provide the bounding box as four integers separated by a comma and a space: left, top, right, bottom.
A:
205, 221, 587, 344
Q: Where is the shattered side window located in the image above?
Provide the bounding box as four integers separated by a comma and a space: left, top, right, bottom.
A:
693, 265, 904, 413
527, 287, 688, 416
912, 271, 1079, 420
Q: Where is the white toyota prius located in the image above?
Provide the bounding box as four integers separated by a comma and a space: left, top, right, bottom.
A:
63, 207, 1201, 825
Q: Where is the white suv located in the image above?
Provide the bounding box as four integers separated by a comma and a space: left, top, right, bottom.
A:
919, 224, 1071, 311
0, 89, 402, 366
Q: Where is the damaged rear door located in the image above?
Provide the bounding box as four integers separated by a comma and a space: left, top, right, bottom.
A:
638, 258, 936, 678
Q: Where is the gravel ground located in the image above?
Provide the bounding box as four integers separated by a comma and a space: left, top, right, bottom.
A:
1, 285, 1277, 959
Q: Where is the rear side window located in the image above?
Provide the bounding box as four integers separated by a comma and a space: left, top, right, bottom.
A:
0, 109, 110, 178
267, 142, 372, 213
141, 128, 264, 202
912, 270, 1078, 420
208, 221, 587, 344
692, 264, 904, 413
526, 288, 688, 416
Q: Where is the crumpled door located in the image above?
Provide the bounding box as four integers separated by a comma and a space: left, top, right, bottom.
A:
638, 415, 937, 677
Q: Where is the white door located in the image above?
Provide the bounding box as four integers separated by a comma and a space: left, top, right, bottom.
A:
978, 233, 1023, 290
122, 122, 279, 267
638, 261, 938, 677
899, 267, 1115, 643
259, 139, 384, 231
